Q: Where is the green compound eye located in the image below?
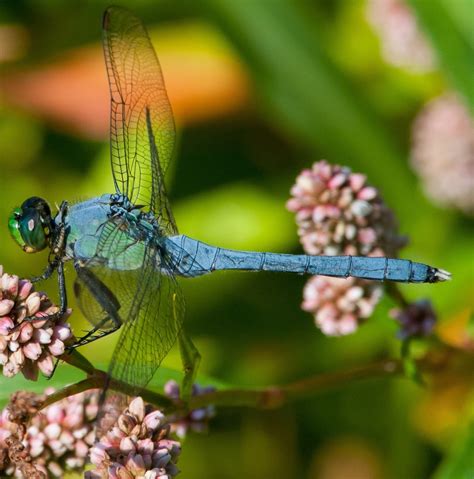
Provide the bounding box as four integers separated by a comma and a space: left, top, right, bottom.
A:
8, 208, 26, 250
8, 199, 50, 254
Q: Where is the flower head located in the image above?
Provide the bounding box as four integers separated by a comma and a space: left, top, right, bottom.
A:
390, 299, 436, 340
366, 0, 436, 72
411, 94, 474, 215
86, 396, 181, 479
164, 380, 216, 438
287, 161, 405, 335
287, 161, 406, 257
302, 276, 383, 336
0, 389, 99, 478
0, 266, 73, 380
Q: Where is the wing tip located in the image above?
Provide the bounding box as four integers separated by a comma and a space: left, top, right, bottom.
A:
102, 6, 113, 29
102, 5, 128, 29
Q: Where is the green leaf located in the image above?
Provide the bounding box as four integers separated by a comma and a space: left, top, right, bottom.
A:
439, 0, 474, 50
433, 424, 474, 479
408, 0, 474, 110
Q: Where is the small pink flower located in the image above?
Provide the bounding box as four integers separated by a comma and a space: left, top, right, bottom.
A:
88, 396, 181, 479
366, 0, 436, 72
2, 274, 19, 296
164, 380, 216, 439
25, 292, 41, 316
48, 337, 66, 356
120, 436, 137, 454
37, 354, 54, 376
411, 94, 474, 215
0, 299, 14, 316
144, 411, 164, 431
0, 389, 99, 477
89, 442, 109, 466
19, 322, 34, 342
126, 453, 146, 475
23, 341, 42, 360
0, 320, 14, 337
0, 265, 74, 380
53, 324, 71, 342
18, 279, 33, 300
46, 404, 65, 424
129, 397, 145, 421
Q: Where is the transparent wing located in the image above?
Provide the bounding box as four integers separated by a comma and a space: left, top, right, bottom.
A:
103, 6, 177, 233
73, 219, 184, 392
107, 245, 184, 391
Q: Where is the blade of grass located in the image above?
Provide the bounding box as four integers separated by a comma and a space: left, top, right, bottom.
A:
203, 0, 440, 227
408, 0, 474, 110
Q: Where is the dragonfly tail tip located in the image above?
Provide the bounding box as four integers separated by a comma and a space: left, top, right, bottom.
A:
432, 268, 452, 282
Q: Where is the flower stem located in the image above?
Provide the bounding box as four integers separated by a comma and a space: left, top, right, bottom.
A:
40, 377, 104, 409
181, 359, 403, 412
42, 346, 466, 416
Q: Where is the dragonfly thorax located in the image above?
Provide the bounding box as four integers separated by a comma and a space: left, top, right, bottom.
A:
8, 197, 52, 253
109, 194, 159, 237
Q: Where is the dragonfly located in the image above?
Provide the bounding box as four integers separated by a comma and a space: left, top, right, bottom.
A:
8, 6, 450, 401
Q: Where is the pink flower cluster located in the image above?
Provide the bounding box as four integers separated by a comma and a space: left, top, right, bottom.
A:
366, 0, 436, 72
164, 380, 216, 438
0, 389, 98, 478
287, 161, 405, 258
411, 94, 474, 215
302, 276, 383, 336
86, 397, 181, 479
0, 266, 73, 380
287, 161, 405, 335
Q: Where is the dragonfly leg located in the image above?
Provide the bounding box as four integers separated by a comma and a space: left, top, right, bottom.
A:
178, 329, 201, 401
16, 262, 68, 332
70, 262, 123, 350
70, 321, 119, 350
30, 258, 58, 283
41, 260, 68, 320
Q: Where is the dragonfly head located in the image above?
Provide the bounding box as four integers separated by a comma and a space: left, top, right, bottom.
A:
8, 197, 52, 253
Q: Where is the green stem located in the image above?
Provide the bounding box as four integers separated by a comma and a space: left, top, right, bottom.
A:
40, 358, 402, 414
42, 347, 465, 416
40, 377, 104, 409
182, 358, 403, 412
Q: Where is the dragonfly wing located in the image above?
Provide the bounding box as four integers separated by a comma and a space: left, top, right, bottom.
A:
73, 218, 184, 385
103, 6, 177, 234
107, 244, 184, 392
73, 219, 184, 430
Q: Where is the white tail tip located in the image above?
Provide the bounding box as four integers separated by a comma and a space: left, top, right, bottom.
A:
434, 268, 451, 282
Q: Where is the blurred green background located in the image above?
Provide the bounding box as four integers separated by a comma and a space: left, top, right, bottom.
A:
0, 0, 473, 478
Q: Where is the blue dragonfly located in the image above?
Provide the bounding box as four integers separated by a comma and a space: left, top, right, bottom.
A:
8, 7, 450, 400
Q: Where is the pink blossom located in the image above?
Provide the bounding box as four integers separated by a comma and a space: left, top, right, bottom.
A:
0, 389, 99, 478
87, 397, 181, 479
288, 161, 405, 335
0, 266, 74, 380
